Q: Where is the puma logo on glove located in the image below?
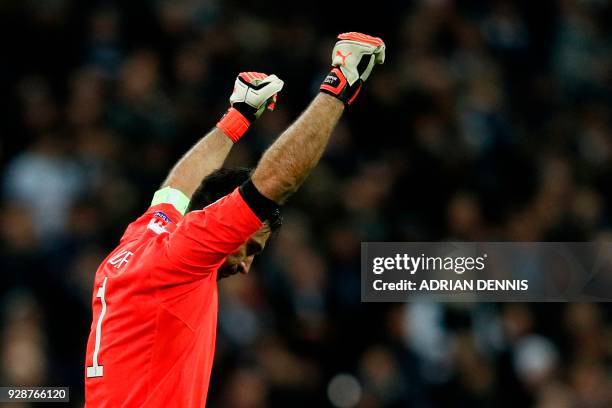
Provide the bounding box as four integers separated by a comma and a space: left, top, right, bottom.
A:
320, 32, 385, 106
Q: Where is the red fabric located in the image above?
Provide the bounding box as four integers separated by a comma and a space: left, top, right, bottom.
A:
337, 32, 384, 46
85, 188, 262, 408
238, 71, 267, 82
216, 108, 250, 142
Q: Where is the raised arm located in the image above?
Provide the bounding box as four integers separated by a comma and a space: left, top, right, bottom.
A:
251, 94, 343, 203
162, 72, 284, 198
252, 33, 385, 204
162, 128, 232, 198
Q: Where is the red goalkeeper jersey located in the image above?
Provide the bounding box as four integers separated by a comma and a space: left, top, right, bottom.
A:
84, 188, 262, 407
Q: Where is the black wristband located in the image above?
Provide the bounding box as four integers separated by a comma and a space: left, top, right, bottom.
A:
319, 68, 363, 106
239, 179, 279, 222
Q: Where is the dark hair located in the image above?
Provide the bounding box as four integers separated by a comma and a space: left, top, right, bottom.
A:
187, 167, 282, 231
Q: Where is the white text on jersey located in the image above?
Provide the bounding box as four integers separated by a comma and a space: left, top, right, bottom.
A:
109, 250, 133, 269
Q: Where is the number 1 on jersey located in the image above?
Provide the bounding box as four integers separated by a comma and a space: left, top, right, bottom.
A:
87, 277, 108, 378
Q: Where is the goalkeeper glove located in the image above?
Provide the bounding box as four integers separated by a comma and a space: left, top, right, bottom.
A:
320, 32, 385, 106
217, 72, 284, 142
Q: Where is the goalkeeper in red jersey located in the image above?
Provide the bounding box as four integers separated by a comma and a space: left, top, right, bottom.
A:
84, 33, 385, 407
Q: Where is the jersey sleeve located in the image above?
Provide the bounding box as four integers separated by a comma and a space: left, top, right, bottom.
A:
119, 187, 189, 244
164, 187, 263, 273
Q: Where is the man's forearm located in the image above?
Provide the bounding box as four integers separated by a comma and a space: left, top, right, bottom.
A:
251, 93, 344, 204
161, 71, 284, 199
162, 127, 233, 198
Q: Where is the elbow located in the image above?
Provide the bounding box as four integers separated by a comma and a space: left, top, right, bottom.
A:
274, 176, 301, 203
252, 174, 300, 205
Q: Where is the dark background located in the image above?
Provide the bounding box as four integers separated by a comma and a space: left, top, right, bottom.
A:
0, 0, 611, 406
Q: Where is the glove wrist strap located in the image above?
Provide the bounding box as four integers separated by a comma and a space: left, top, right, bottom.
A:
217, 107, 251, 142
320, 68, 362, 106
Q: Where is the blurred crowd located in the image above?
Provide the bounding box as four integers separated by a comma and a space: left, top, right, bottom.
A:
0, 0, 611, 407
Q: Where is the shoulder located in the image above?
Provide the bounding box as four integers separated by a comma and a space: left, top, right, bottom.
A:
120, 187, 190, 244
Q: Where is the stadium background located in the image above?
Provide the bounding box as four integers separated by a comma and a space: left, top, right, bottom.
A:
0, 0, 611, 406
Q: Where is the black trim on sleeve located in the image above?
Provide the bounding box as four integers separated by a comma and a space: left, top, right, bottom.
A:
239, 179, 280, 222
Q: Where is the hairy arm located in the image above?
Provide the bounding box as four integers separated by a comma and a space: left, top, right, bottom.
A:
161, 127, 233, 198
251, 93, 344, 204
